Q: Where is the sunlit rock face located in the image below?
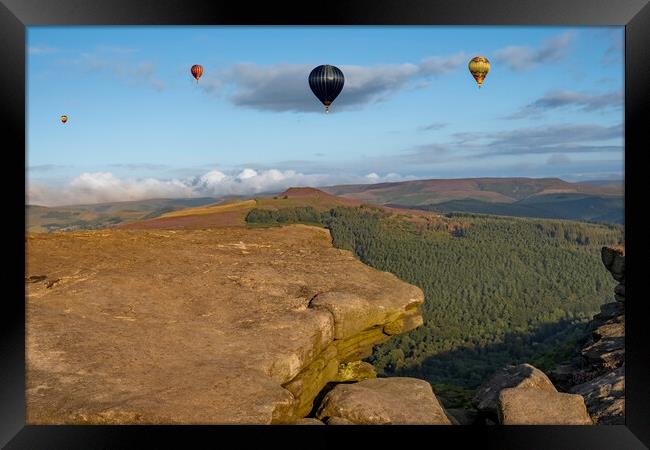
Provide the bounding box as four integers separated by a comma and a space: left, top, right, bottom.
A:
26, 224, 423, 424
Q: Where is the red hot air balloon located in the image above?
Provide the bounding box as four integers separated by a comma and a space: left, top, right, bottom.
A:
191, 64, 204, 83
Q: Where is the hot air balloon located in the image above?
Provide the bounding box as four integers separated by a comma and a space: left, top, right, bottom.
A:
308, 64, 344, 113
191, 64, 203, 83
60, 115, 68, 124
468, 56, 490, 89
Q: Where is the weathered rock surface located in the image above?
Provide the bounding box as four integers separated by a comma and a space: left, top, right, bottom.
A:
472, 363, 556, 416
582, 317, 624, 370
334, 361, 377, 383
326, 417, 356, 425
26, 225, 424, 424
549, 245, 625, 425
497, 387, 592, 425
601, 246, 625, 283
315, 377, 452, 425
570, 365, 625, 425
593, 301, 624, 323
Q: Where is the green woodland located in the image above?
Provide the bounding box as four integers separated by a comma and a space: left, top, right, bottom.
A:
246, 206, 623, 408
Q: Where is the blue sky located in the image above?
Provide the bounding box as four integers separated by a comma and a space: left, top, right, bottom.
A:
27, 26, 624, 205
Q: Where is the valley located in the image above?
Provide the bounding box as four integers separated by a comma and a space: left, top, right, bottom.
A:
26, 179, 624, 409
322, 177, 624, 224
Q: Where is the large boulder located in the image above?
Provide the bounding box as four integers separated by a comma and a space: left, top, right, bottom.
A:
472, 363, 557, 415
316, 377, 452, 425
497, 388, 592, 425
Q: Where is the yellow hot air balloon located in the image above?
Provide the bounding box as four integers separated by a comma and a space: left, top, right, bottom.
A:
468, 56, 490, 89
60, 115, 68, 124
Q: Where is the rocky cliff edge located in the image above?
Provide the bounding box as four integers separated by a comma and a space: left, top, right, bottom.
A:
26, 225, 424, 424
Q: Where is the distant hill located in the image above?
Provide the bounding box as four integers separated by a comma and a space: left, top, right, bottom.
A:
119, 187, 440, 231
26, 197, 218, 233
323, 177, 622, 204
259, 187, 365, 210
407, 193, 624, 224
27, 177, 625, 232
28, 187, 416, 233
118, 198, 257, 230
577, 179, 624, 188
322, 177, 624, 224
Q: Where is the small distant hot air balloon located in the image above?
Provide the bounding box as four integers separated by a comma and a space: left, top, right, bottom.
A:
191, 64, 203, 83
468, 56, 490, 89
308, 64, 345, 113
60, 115, 68, 124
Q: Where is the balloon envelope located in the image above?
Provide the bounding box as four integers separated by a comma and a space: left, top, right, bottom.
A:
468, 56, 490, 88
60, 115, 68, 123
191, 64, 204, 82
308, 65, 344, 112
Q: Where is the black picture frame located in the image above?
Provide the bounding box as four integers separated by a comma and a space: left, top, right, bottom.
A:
2, 1, 648, 448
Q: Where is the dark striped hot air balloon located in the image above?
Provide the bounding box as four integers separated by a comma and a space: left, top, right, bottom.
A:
60, 115, 68, 124
468, 56, 490, 89
191, 64, 204, 83
308, 64, 345, 113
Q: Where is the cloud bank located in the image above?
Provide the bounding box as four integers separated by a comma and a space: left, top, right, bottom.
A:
27, 168, 412, 206
507, 89, 622, 119
403, 123, 623, 163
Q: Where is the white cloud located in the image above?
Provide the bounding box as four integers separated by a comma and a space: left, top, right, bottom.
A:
27, 169, 412, 206
494, 31, 575, 71
419, 53, 468, 76
199, 53, 467, 113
